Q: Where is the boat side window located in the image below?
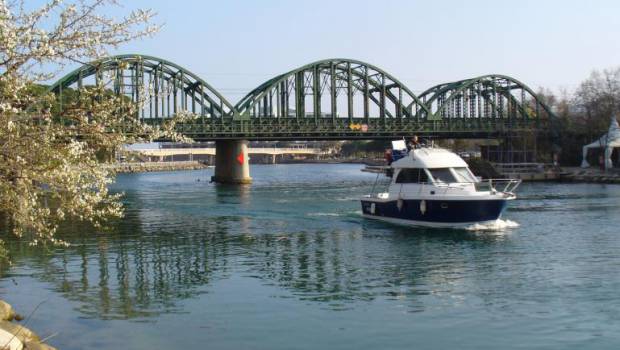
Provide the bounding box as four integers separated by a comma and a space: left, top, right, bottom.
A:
428, 168, 458, 183
395, 168, 428, 183
419, 169, 429, 183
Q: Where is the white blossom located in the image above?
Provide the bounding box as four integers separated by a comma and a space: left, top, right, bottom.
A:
0, 0, 181, 262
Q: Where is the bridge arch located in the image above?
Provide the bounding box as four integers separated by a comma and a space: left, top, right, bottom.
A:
235, 58, 432, 124
48, 54, 235, 119
415, 74, 556, 124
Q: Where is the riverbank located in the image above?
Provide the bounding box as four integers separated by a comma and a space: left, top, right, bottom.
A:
278, 158, 384, 166
108, 161, 209, 173
109, 159, 381, 173
558, 167, 620, 184
0, 299, 56, 349
106, 160, 620, 184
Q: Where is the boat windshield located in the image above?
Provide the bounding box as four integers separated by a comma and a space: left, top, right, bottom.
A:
428, 168, 457, 183
428, 167, 477, 183
452, 167, 477, 183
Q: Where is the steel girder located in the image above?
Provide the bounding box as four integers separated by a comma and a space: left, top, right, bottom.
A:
48, 54, 235, 119
142, 118, 535, 141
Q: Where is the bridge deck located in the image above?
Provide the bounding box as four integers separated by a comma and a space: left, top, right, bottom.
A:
135, 147, 327, 157
144, 118, 541, 141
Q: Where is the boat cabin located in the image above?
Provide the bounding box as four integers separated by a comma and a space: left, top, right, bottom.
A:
393, 147, 477, 183
368, 146, 519, 201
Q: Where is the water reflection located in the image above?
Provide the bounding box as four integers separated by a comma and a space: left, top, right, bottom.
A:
4, 209, 511, 320
1, 165, 523, 320
213, 184, 251, 206
10, 221, 233, 319
3, 168, 620, 350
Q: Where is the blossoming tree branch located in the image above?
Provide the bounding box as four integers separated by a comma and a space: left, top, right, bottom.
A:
0, 0, 193, 259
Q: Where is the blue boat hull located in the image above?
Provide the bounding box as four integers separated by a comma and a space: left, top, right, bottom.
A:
361, 198, 509, 226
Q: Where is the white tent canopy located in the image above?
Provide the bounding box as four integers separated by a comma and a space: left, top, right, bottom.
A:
581, 115, 620, 169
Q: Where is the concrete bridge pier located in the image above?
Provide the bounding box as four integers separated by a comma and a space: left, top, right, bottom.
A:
211, 140, 252, 184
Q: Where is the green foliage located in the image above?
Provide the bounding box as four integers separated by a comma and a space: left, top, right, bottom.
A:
466, 158, 501, 179
340, 140, 390, 157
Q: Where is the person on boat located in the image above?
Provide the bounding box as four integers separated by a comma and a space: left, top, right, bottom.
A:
407, 135, 420, 151
384, 148, 393, 165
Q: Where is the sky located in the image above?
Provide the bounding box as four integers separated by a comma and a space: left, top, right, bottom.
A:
44, 0, 620, 103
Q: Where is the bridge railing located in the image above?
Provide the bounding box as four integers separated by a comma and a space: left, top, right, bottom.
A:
135, 117, 545, 140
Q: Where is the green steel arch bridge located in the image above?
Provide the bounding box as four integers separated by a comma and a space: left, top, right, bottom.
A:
48, 54, 557, 183
49, 54, 556, 141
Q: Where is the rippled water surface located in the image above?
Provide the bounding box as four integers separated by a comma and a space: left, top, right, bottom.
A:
2, 164, 620, 349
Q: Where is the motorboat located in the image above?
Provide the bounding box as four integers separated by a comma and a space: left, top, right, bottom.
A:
361, 142, 521, 228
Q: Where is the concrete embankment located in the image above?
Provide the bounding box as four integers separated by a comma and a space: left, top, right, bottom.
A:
279, 158, 384, 166
0, 299, 56, 349
558, 168, 620, 184
108, 161, 209, 173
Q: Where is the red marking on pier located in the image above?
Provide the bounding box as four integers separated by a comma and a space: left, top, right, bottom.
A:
236, 152, 244, 165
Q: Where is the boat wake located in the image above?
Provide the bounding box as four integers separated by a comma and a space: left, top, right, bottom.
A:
465, 219, 520, 232
307, 212, 342, 217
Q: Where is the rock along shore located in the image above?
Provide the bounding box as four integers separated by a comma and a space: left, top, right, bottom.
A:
107, 161, 209, 173
0, 299, 56, 350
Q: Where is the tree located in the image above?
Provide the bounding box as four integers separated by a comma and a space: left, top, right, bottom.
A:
0, 0, 190, 260
574, 68, 620, 133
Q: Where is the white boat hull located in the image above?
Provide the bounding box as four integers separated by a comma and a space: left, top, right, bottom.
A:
362, 213, 501, 229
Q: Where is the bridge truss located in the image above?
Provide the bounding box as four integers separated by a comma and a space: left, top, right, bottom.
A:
49, 54, 235, 120
49, 55, 556, 140
418, 75, 555, 131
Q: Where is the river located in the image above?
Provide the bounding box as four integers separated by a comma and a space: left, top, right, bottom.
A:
1, 164, 620, 349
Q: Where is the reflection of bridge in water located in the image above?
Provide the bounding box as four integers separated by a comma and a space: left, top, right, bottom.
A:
49, 55, 557, 183
6, 185, 513, 320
